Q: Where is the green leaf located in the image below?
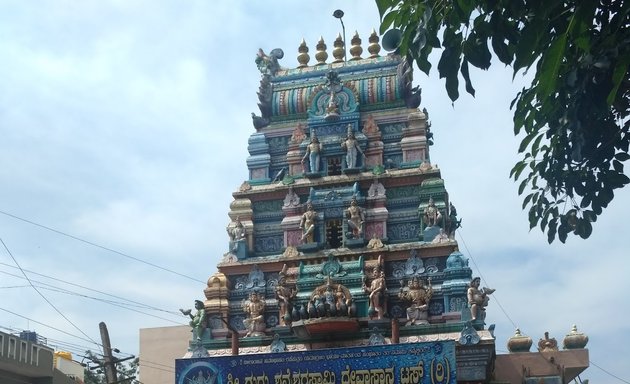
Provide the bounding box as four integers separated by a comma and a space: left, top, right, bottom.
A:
416, 55, 432, 75
547, 218, 558, 243
576, 218, 593, 239
528, 206, 538, 229
609, 173, 630, 188
518, 177, 529, 195
456, 0, 475, 16
376, 0, 394, 18
537, 33, 567, 102
599, 187, 614, 206
460, 59, 476, 96
522, 193, 534, 209
445, 73, 460, 102
518, 131, 537, 153
615, 152, 630, 161
464, 32, 492, 70
513, 22, 541, 75
510, 160, 527, 179
558, 221, 569, 243
530, 133, 544, 158
380, 11, 398, 33
492, 34, 512, 65
583, 210, 597, 222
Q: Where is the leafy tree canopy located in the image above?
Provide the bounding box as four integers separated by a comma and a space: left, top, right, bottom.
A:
376, 0, 630, 242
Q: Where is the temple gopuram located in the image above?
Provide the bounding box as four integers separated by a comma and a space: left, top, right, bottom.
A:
172, 30, 590, 384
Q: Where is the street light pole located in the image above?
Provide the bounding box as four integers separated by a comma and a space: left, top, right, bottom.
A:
333, 9, 346, 61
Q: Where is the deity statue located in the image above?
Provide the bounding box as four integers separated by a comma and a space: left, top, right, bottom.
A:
423, 197, 442, 227
398, 277, 433, 325
467, 277, 495, 321
335, 285, 349, 315
324, 285, 337, 316
367, 235, 384, 249
363, 267, 387, 320
227, 217, 246, 253
290, 122, 306, 144
299, 202, 317, 243
302, 134, 322, 173
180, 300, 207, 340
242, 291, 266, 337
445, 202, 462, 239
325, 89, 340, 119
275, 266, 296, 325
345, 197, 365, 239
341, 125, 365, 168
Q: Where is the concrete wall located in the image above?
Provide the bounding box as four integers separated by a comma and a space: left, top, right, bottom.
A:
0, 330, 55, 381
139, 325, 190, 384
493, 349, 589, 383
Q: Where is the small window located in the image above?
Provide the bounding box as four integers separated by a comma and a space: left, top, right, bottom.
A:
20, 341, 27, 362
325, 219, 343, 249
31, 345, 38, 365
9, 337, 16, 359
327, 157, 342, 176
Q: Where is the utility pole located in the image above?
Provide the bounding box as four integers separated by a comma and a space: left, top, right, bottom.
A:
99, 322, 119, 384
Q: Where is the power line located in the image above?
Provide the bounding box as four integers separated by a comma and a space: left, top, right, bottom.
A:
0, 261, 183, 316
0, 237, 100, 347
36, 285, 184, 325
0, 307, 101, 347
456, 230, 630, 383
0, 269, 185, 324
456, 229, 519, 331
590, 360, 630, 383
0, 209, 206, 284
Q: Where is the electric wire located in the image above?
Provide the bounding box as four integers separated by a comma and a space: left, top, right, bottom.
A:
589, 360, 630, 383
457, 229, 629, 383
1, 321, 158, 381
139, 360, 176, 374
0, 261, 183, 316
0, 307, 101, 347
0, 237, 100, 347
36, 285, 184, 325
2, 312, 180, 377
456, 228, 519, 330
0, 209, 206, 284
0, 270, 184, 324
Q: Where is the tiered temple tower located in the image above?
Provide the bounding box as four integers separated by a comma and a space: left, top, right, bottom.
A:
174, 31, 589, 384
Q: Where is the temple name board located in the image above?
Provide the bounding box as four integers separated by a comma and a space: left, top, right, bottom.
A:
175, 341, 456, 384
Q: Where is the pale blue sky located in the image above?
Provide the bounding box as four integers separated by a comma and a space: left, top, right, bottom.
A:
0, 1, 628, 382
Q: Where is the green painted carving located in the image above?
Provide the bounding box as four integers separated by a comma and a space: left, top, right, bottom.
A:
252, 200, 284, 214
386, 185, 421, 199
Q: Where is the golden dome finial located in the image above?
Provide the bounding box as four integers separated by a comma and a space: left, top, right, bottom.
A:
368, 28, 381, 58
349, 31, 362, 61
297, 38, 310, 68
332, 33, 345, 63
315, 36, 328, 65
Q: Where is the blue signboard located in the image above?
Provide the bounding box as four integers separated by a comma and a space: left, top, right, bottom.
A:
175, 341, 456, 384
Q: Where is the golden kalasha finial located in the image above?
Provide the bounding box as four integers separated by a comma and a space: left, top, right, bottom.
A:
297, 38, 310, 68
349, 31, 363, 60
332, 33, 345, 63
368, 29, 381, 58
315, 36, 328, 65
